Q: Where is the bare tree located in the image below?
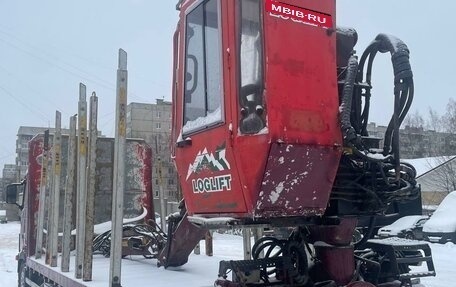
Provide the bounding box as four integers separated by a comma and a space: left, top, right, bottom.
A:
427, 107, 443, 132
403, 110, 424, 128
443, 98, 456, 133
424, 156, 456, 194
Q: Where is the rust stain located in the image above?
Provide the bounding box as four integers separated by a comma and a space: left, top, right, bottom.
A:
269, 53, 316, 77
118, 88, 127, 137
286, 110, 327, 133
215, 202, 238, 210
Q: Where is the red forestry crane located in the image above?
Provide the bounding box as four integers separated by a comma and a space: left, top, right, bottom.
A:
160, 0, 436, 286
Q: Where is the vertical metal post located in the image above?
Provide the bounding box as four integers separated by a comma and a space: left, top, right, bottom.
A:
35, 130, 50, 259
110, 48, 127, 287
243, 228, 252, 260
45, 150, 55, 265
49, 111, 62, 267
205, 231, 213, 256
253, 228, 264, 258
157, 156, 167, 231
61, 116, 77, 272
83, 93, 98, 281
75, 84, 88, 279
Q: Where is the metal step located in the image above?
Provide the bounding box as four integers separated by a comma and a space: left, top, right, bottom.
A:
366, 237, 436, 280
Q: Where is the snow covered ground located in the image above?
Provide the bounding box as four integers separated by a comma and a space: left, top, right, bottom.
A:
0, 221, 20, 287
0, 221, 455, 287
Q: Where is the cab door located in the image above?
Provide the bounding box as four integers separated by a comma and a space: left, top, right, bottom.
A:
173, 0, 247, 215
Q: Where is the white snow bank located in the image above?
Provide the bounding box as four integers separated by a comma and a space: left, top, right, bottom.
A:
53, 207, 148, 236
423, 191, 456, 233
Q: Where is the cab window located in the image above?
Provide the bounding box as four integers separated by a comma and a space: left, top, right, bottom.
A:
239, 0, 265, 134
183, 0, 222, 134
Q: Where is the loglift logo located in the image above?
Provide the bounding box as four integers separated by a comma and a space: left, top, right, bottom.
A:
265, 0, 333, 29
186, 142, 232, 194
192, 175, 232, 194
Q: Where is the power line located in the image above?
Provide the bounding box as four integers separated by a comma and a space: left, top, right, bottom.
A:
0, 28, 116, 88
0, 36, 115, 92
0, 35, 167, 109
0, 25, 168, 91
0, 84, 51, 124
0, 64, 70, 115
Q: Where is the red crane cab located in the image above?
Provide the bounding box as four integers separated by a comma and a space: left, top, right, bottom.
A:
171, 0, 342, 220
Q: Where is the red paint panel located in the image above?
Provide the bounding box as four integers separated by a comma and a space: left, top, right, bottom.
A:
176, 136, 247, 214
232, 135, 271, 215
126, 139, 155, 219
27, 136, 44, 257
263, 0, 341, 147
255, 144, 341, 218
315, 245, 355, 286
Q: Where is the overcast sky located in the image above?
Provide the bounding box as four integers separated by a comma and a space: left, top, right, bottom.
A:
0, 1, 454, 170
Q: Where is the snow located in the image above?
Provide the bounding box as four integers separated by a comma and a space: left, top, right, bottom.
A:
412, 242, 456, 287
182, 107, 222, 134
404, 156, 456, 177
0, 222, 244, 287
378, 215, 428, 236
28, 233, 244, 287
1, 221, 456, 287
423, 191, 456, 233
269, 181, 285, 204
369, 237, 428, 246
0, 222, 21, 287
93, 208, 148, 235
187, 216, 237, 227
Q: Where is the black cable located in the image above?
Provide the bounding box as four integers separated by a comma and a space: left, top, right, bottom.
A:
340, 55, 359, 144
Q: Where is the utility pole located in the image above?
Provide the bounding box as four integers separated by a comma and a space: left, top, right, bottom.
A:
110, 49, 127, 287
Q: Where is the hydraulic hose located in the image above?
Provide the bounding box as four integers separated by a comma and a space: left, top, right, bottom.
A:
333, 31, 418, 214
340, 55, 359, 144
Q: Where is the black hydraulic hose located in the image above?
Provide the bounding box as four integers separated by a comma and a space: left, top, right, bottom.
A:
340, 55, 359, 144
374, 34, 413, 158
360, 50, 378, 135
357, 34, 414, 161
354, 43, 378, 134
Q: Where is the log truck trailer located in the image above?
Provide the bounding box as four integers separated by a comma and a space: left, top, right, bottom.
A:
6, 0, 436, 287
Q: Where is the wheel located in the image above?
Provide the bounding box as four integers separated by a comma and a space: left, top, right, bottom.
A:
405, 232, 415, 240
284, 241, 309, 285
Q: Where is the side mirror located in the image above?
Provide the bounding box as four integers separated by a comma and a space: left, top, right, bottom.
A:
6, 183, 24, 210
